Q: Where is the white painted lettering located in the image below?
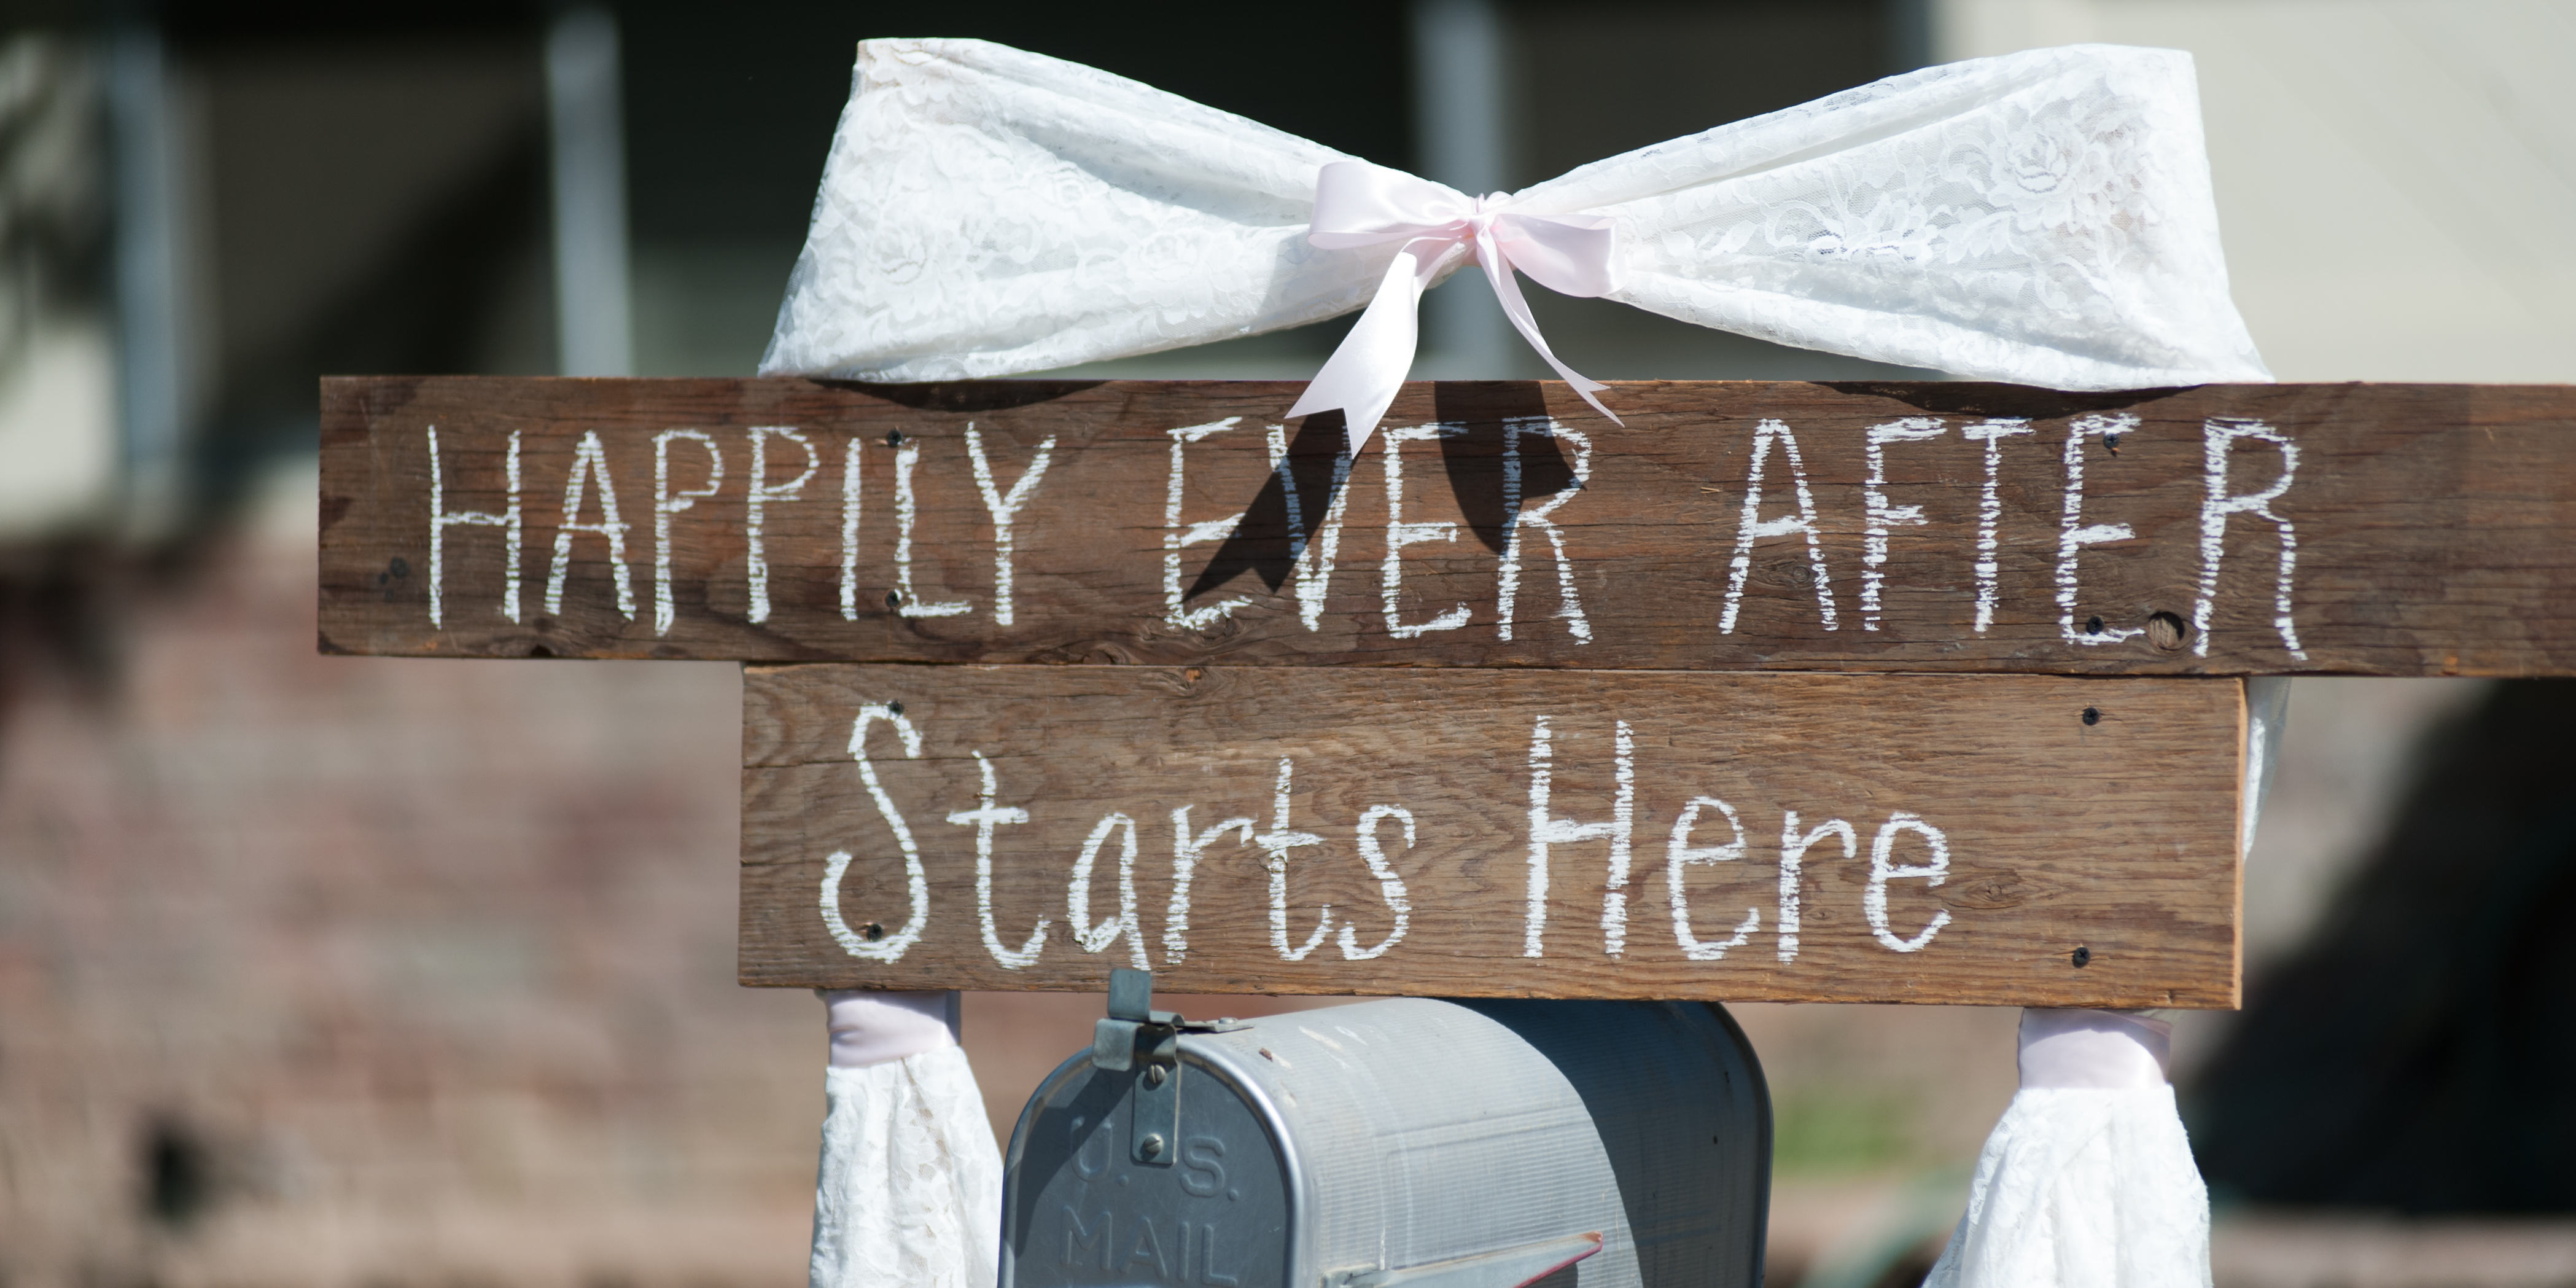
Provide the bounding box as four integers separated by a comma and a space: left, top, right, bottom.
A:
1164, 805, 1253, 964
427, 425, 521, 626
1721, 419, 1839, 633
745, 427, 817, 623
836, 436, 862, 620
1864, 811, 1953, 953
543, 429, 636, 620
1523, 715, 1634, 957
893, 440, 970, 617
1861, 416, 1945, 631
1067, 812, 1149, 970
1256, 758, 1331, 961
964, 424, 1056, 627
1163, 419, 1250, 630
651, 429, 722, 635
1266, 423, 1355, 631
946, 751, 1048, 969
2055, 413, 2144, 644
1963, 420, 2033, 633
1381, 422, 1471, 638
2195, 418, 2306, 659
1776, 812, 1854, 962
822, 704, 929, 961
1665, 796, 1758, 960
1341, 805, 1413, 960
1497, 418, 1593, 642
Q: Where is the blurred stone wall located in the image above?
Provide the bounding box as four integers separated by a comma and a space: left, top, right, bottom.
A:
0, 468, 819, 1288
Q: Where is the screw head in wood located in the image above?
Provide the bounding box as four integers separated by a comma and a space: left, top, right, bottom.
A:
2081, 706, 2100, 725
2071, 945, 2092, 967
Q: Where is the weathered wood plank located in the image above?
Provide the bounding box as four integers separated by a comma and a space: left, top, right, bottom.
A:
739, 665, 2244, 1007
322, 376, 2576, 674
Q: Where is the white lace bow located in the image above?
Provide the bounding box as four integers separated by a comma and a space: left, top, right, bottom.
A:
763, 38, 2270, 452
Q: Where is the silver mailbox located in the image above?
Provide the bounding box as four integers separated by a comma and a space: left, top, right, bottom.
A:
1002, 974, 1769, 1288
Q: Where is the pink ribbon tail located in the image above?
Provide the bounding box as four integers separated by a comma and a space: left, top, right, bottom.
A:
1474, 223, 1622, 428
1284, 238, 1458, 456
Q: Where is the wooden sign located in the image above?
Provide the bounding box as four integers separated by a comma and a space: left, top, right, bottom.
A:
321, 377, 2576, 676
740, 665, 2244, 1007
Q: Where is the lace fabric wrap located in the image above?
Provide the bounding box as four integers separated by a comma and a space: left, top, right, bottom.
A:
809, 1048, 1002, 1288
809, 995, 1000, 1288
1924, 1010, 2212, 1288
763, 37, 2268, 391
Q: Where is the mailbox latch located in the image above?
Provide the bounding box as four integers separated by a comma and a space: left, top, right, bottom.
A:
1092, 968, 1244, 1166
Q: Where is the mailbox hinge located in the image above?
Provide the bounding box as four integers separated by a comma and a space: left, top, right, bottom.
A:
1092, 968, 1245, 1166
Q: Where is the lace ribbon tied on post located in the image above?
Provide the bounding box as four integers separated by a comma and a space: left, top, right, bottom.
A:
1924, 1009, 2212, 1288
807, 990, 1001, 1288
763, 37, 2271, 452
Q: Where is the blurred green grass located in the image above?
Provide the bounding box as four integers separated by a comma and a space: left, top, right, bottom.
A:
1772, 1088, 1918, 1176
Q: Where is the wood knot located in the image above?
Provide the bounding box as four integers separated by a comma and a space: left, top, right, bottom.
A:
1940, 872, 2042, 910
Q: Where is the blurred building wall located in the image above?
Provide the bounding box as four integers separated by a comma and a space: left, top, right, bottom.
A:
1936, 0, 2576, 383
0, 34, 117, 540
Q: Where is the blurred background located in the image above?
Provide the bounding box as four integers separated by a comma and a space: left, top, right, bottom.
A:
1, 1, 2572, 1286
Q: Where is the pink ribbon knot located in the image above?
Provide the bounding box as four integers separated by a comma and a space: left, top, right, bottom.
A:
1285, 160, 1625, 455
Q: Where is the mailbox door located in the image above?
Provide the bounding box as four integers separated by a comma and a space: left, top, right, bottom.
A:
1005, 1053, 1293, 1288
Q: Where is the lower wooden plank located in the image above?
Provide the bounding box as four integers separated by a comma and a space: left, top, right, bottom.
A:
741, 666, 2244, 1007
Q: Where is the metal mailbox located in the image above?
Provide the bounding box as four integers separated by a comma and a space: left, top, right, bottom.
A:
1002, 972, 1770, 1288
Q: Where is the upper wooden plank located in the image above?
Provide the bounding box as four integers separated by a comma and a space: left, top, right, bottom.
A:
320, 377, 2576, 673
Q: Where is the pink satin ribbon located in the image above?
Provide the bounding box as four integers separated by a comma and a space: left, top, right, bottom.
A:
1286, 161, 1624, 455
2018, 1008, 2173, 1090
820, 988, 960, 1068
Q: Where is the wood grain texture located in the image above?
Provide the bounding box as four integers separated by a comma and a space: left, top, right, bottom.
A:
739, 665, 2244, 1007
321, 376, 2576, 674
